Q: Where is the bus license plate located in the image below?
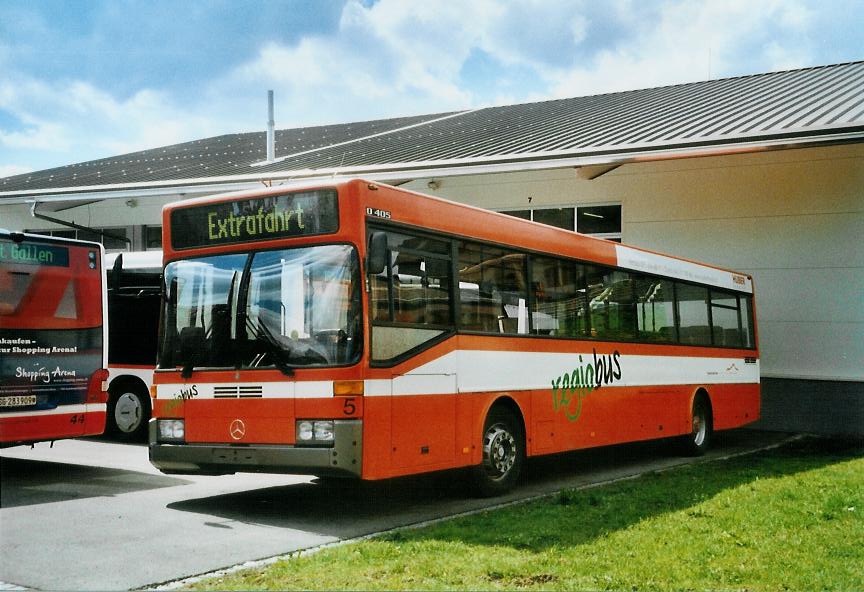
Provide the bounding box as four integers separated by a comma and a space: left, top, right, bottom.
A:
0, 395, 37, 407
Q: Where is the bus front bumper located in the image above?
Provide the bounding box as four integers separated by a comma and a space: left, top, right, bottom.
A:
148, 419, 362, 478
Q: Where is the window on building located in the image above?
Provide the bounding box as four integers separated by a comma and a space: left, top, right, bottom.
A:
145, 225, 162, 249
500, 204, 621, 241
577, 205, 621, 236
25, 227, 130, 251
532, 207, 575, 231
503, 209, 531, 221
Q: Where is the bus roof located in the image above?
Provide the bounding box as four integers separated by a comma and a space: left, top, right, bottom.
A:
161, 179, 753, 294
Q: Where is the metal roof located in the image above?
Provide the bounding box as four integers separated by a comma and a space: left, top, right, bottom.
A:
2, 61, 862, 199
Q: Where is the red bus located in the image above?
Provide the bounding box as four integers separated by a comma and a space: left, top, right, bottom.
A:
149, 180, 759, 495
1, 230, 109, 446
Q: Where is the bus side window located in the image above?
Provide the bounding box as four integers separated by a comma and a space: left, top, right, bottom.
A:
709, 289, 741, 347
530, 256, 588, 337
741, 296, 756, 348
634, 276, 676, 343
586, 266, 637, 341
676, 282, 711, 345
369, 228, 454, 364
457, 241, 527, 334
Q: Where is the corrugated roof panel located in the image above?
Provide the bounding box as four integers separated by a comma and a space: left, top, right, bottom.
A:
2, 62, 862, 197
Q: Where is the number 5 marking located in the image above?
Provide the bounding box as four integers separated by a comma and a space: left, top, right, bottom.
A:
342, 398, 357, 416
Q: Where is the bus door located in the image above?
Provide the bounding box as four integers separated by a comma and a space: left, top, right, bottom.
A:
373, 234, 457, 471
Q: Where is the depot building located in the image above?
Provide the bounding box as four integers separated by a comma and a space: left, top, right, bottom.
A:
2, 61, 862, 436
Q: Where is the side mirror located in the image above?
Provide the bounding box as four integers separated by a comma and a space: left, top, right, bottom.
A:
179, 326, 206, 378
366, 232, 388, 275
110, 253, 123, 293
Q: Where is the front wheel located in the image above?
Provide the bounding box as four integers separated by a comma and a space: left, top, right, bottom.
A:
107, 385, 151, 441
471, 407, 525, 497
680, 395, 713, 456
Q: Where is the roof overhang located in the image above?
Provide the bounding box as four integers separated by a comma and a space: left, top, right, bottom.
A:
1, 129, 861, 207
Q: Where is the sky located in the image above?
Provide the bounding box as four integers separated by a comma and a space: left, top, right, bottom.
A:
1, 0, 862, 178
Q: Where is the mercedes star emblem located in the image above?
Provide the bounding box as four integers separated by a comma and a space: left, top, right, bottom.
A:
229, 419, 246, 440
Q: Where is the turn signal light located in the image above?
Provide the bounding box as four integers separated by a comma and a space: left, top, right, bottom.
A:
333, 380, 364, 397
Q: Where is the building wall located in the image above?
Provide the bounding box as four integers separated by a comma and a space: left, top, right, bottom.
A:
2, 143, 862, 433
0, 195, 175, 250
404, 143, 864, 434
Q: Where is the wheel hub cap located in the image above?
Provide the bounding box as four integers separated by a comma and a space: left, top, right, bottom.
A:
692, 412, 706, 446
115, 393, 142, 433
484, 425, 516, 478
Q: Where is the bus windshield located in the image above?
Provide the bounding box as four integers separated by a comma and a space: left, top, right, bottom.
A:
159, 244, 361, 372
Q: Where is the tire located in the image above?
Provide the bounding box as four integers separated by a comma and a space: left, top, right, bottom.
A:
471, 406, 525, 497
107, 383, 151, 441
680, 394, 713, 456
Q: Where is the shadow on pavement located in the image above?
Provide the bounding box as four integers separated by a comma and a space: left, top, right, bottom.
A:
167, 470, 471, 538
165, 430, 799, 539
0, 457, 191, 508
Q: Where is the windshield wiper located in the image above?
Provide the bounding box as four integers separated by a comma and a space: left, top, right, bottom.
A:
246, 318, 295, 376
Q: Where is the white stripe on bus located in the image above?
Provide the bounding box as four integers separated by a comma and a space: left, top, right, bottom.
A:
155, 351, 758, 400
0, 403, 106, 419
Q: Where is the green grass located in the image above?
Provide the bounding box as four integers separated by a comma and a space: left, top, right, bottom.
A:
194, 438, 864, 591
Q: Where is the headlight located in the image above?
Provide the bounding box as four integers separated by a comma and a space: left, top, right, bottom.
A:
314, 421, 334, 442
296, 420, 335, 446
157, 419, 185, 442
297, 421, 314, 441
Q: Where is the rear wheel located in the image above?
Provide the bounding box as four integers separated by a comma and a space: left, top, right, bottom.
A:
472, 406, 525, 497
680, 394, 712, 456
107, 384, 151, 441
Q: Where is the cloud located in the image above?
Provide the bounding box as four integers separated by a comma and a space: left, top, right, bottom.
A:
547, 0, 819, 97
0, 164, 31, 177
0, 74, 231, 172
0, 0, 854, 175
224, 0, 482, 126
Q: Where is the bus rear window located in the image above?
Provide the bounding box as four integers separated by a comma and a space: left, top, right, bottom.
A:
0, 240, 102, 329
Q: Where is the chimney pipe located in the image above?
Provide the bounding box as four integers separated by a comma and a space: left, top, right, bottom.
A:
267, 90, 275, 162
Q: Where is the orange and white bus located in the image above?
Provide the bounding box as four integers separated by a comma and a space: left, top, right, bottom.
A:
1, 230, 109, 446
149, 179, 759, 495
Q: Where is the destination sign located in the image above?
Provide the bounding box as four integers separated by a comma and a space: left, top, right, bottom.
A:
170, 189, 339, 249
0, 241, 69, 267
